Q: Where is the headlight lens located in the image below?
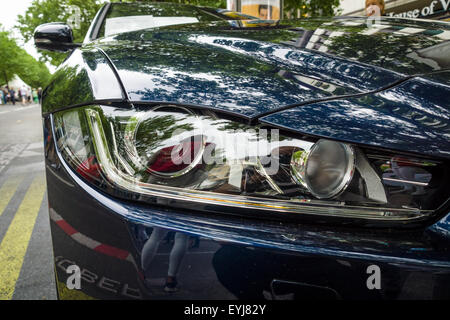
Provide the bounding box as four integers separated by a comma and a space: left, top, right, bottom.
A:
291, 140, 355, 199
52, 105, 450, 223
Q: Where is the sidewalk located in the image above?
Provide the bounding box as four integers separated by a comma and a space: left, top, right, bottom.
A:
0, 103, 40, 116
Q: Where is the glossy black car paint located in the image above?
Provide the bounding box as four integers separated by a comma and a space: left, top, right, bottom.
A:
40, 3, 450, 299
261, 73, 450, 159
34, 22, 81, 52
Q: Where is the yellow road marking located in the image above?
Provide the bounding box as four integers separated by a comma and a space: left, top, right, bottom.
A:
57, 281, 95, 300
0, 176, 23, 217
0, 175, 46, 300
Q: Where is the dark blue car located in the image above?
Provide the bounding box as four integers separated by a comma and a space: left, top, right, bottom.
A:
34, 2, 450, 300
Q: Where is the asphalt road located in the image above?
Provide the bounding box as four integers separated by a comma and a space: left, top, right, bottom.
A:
0, 103, 57, 300
0, 103, 437, 300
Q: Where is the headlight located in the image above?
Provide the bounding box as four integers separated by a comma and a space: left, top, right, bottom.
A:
52, 105, 450, 223
291, 140, 355, 199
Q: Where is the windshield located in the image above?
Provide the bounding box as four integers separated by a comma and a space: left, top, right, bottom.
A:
98, 3, 257, 37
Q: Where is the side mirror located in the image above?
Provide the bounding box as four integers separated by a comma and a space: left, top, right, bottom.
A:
34, 22, 81, 52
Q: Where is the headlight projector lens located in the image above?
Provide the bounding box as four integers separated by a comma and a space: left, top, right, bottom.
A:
291, 139, 355, 199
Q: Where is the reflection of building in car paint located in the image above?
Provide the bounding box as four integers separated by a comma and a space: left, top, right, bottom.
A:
305, 20, 450, 82
340, 0, 450, 21
277, 70, 340, 95
409, 41, 450, 69
284, 19, 450, 64
275, 19, 450, 148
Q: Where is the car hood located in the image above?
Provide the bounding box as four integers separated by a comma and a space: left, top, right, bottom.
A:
95, 17, 450, 119
261, 72, 450, 159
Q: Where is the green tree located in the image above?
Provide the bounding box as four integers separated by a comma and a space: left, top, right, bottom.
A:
16, 0, 102, 66
0, 30, 19, 87
0, 26, 51, 88
17, 51, 52, 88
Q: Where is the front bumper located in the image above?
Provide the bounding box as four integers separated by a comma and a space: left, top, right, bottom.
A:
43, 116, 450, 300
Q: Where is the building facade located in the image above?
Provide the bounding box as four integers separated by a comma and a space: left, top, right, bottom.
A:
340, 0, 450, 21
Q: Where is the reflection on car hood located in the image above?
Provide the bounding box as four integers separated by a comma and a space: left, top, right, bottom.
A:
94, 17, 448, 118
261, 72, 450, 159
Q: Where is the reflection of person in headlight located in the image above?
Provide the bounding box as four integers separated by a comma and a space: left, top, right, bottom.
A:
390, 158, 429, 196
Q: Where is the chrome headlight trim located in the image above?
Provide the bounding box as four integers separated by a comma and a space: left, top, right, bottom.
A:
79, 108, 424, 221
123, 105, 207, 179
51, 105, 450, 224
